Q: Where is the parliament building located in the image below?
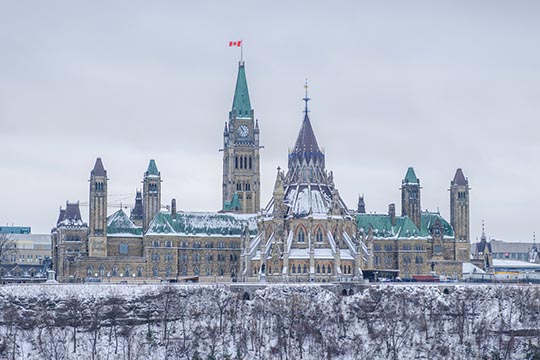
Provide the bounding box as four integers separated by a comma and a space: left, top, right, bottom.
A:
52, 61, 470, 283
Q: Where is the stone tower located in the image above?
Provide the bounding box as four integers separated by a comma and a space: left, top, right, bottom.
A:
222, 61, 261, 214
143, 159, 161, 232
88, 158, 108, 257
401, 167, 421, 229
450, 168, 470, 262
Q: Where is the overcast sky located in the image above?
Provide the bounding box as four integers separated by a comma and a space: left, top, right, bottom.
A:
1, 1, 539, 242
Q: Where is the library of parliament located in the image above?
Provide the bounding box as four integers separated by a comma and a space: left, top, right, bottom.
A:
52, 61, 471, 283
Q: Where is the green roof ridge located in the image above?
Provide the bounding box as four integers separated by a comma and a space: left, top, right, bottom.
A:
403, 167, 419, 184
146, 159, 159, 176
106, 209, 142, 236
231, 62, 252, 117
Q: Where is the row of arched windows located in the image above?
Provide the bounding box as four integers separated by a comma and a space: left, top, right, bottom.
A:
296, 227, 324, 243
236, 182, 252, 191
87, 264, 143, 278
94, 182, 105, 191
235, 155, 253, 170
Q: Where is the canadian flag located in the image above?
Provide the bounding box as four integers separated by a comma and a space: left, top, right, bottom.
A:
229, 40, 242, 47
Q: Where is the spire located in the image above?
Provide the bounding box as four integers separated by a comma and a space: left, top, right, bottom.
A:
91, 158, 106, 177
357, 195, 366, 214
231, 62, 252, 118
452, 168, 468, 186
146, 159, 159, 176
403, 167, 419, 184
291, 83, 322, 162
481, 220, 486, 241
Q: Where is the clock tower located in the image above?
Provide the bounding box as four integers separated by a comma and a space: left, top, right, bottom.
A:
222, 61, 261, 214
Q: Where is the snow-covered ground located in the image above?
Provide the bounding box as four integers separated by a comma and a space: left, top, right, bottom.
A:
1, 283, 540, 359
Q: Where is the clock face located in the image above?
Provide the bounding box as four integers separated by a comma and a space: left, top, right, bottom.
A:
237, 125, 249, 138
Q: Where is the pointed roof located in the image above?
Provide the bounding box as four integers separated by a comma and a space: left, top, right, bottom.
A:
452, 168, 468, 186
107, 209, 142, 236
231, 62, 252, 117
292, 113, 323, 160
403, 167, 419, 185
146, 159, 159, 176
91, 158, 106, 177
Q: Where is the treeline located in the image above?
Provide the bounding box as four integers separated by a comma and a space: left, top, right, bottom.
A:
1, 284, 540, 359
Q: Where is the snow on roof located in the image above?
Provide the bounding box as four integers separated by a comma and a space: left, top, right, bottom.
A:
462, 262, 485, 274
492, 259, 540, 269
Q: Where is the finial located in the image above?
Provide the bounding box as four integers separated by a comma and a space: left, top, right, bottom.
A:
277, 166, 281, 172
303, 79, 311, 115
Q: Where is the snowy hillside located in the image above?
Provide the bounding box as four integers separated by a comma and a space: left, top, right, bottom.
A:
1, 284, 540, 359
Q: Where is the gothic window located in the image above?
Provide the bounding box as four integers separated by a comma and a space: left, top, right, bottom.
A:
206, 267, 212, 276
181, 266, 187, 276
124, 266, 130, 277
322, 264, 325, 273
245, 183, 251, 191
292, 264, 296, 273
152, 265, 159, 277
137, 266, 143, 277
316, 228, 323, 242
99, 264, 105, 277
165, 241, 172, 248
303, 264, 307, 273
244, 156, 247, 169
249, 157, 252, 169
152, 240, 160, 247
316, 264, 320, 273
297, 228, 305, 243
165, 266, 172, 277
268, 265, 272, 274
112, 266, 118, 277
347, 265, 351, 274
194, 253, 201, 263
193, 266, 200, 276
235, 156, 238, 169
219, 268, 224, 276
374, 256, 380, 265
86, 265, 93, 276
237, 183, 242, 191
415, 256, 423, 264
402, 243, 411, 251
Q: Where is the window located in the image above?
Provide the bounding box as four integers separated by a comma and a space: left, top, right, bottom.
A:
153, 265, 159, 277
152, 240, 160, 247
316, 229, 323, 242
415, 256, 423, 264
193, 266, 200, 276
328, 265, 332, 274
181, 266, 187, 276
303, 264, 307, 273
119, 243, 128, 255
235, 156, 238, 169
322, 264, 325, 273
87, 265, 93, 276
99, 264, 105, 277
165, 266, 172, 277
124, 266, 130, 277
292, 264, 296, 273
402, 244, 411, 251
165, 241, 172, 248
112, 266, 118, 277
297, 228, 305, 243
236, 183, 242, 191
137, 266, 143, 277
316, 264, 320, 273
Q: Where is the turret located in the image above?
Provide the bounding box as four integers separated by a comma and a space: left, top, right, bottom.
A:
401, 167, 421, 229
143, 159, 161, 232
89, 158, 108, 256
450, 168, 470, 262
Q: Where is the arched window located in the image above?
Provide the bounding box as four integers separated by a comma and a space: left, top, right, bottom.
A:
124, 266, 130, 277
249, 157, 252, 169
165, 266, 172, 277
237, 183, 242, 191
112, 266, 118, 277
181, 266, 187, 276
99, 264, 105, 277
327, 264, 332, 274
322, 264, 326, 273
297, 228, 305, 243
137, 266, 143, 277
292, 264, 296, 273
152, 265, 158, 277
316, 264, 320, 273
235, 156, 238, 169
244, 156, 248, 169
193, 266, 200, 276
87, 265, 93, 276
348, 265, 351, 274
219, 268, 224, 276
316, 228, 323, 242
303, 264, 307, 273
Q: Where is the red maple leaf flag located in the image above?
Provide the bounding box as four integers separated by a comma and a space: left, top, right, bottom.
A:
229, 40, 242, 47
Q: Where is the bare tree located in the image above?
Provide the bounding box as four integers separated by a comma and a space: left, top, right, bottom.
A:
0, 233, 16, 272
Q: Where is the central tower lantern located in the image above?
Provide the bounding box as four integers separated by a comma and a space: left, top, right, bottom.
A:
222, 61, 261, 214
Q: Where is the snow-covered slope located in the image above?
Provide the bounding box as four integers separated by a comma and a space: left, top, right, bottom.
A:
1, 284, 540, 359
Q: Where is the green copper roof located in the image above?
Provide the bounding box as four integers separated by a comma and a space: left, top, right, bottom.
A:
403, 167, 419, 184
231, 62, 252, 117
223, 193, 242, 212
146, 211, 257, 236
106, 209, 143, 236
356, 211, 453, 239
146, 159, 159, 176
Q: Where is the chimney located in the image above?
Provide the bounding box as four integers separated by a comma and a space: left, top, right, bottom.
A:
171, 198, 177, 219
388, 203, 396, 226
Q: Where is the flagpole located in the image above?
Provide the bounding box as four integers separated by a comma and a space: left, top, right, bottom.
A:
240, 41, 243, 63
